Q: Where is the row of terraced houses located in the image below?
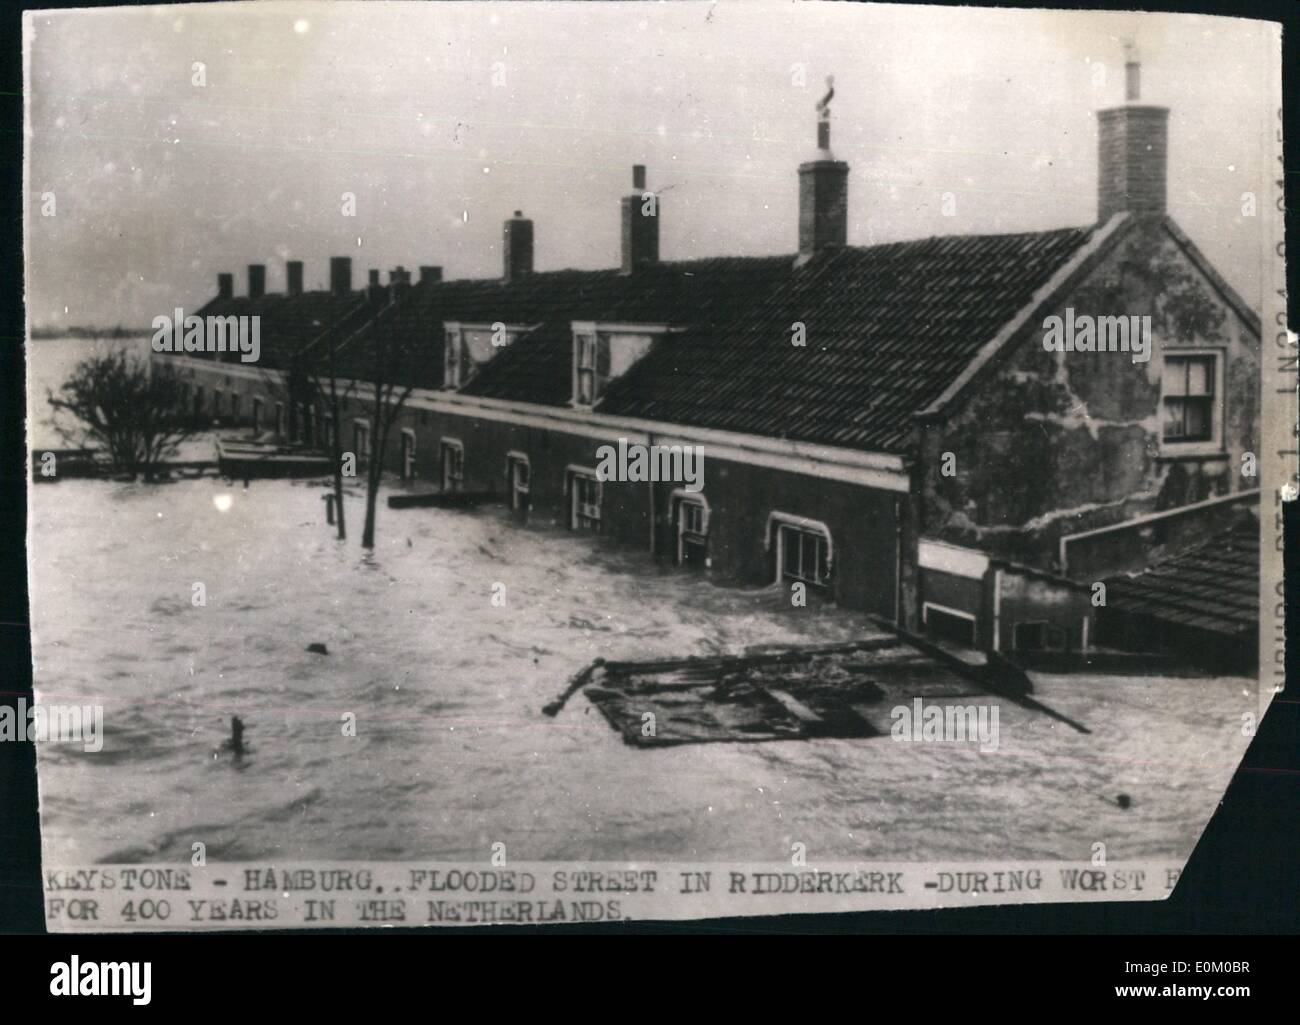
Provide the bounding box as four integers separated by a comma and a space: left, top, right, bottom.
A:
159, 57, 1262, 672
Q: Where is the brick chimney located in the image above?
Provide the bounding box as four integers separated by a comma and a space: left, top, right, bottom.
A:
798, 77, 848, 265
621, 165, 659, 274
247, 264, 266, 299
389, 266, 411, 300
286, 260, 304, 296
419, 265, 443, 284
329, 256, 352, 297
217, 273, 233, 300
1096, 44, 1169, 222
503, 211, 534, 282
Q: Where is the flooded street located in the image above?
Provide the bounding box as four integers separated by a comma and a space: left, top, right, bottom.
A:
28, 469, 1249, 868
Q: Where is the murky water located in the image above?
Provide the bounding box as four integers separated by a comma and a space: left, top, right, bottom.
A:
28, 341, 1251, 866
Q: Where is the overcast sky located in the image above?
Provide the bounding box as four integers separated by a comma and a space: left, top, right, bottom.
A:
24, 1, 1278, 329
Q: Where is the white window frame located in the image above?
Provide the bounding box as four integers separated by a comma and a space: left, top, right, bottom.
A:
566, 465, 603, 531
569, 321, 675, 408
443, 321, 463, 389
765, 512, 834, 586
670, 489, 710, 566
440, 437, 465, 492
506, 451, 531, 512
444, 320, 534, 390
1159, 347, 1225, 457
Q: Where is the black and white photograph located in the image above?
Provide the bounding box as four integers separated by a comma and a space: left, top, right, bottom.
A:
15, 0, 1291, 933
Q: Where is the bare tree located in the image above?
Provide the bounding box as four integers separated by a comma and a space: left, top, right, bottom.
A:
357, 291, 418, 549
298, 326, 357, 542
47, 350, 200, 481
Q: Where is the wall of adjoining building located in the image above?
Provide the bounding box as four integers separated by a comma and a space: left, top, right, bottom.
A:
918, 220, 1260, 581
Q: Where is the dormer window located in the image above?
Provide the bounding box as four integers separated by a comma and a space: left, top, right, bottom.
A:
570, 321, 668, 407
443, 321, 531, 389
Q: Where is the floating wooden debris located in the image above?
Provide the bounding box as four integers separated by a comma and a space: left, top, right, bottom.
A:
566, 637, 998, 747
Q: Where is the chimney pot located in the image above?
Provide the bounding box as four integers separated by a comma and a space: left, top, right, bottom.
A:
247, 264, 266, 299
286, 260, 304, 296
632, 165, 646, 191
503, 212, 535, 282
329, 257, 352, 297
217, 273, 233, 300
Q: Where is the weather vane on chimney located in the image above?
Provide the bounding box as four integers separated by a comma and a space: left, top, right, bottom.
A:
816, 75, 835, 150
1122, 38, 1141, 102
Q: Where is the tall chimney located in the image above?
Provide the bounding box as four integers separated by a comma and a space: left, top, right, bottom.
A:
217, 273, 233, 300
330, 256, 352, 297
419, 265, 443, 284
389, 266, 410, 300
286, 260, 304, 297
621, 165, 659, 274
368, 269, 384, 304
503, 211, 534, 282
797, 76, 848, 265
247, 264, 266, 299
1096, 43, 1169, 223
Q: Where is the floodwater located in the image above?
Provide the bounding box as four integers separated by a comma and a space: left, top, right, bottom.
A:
27, 340, 1251, 866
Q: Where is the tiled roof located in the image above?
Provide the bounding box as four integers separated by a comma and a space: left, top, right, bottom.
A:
441, 255, 796, 404
598, 227, 1097, 451
183, 226, 1098, 453
1104, 521, 1258, 638
190, 290, 370, 371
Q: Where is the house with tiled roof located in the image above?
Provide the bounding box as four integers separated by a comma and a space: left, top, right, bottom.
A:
162, 53, 1260, 670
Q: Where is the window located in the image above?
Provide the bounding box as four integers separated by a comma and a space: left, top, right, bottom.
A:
275, 402, 285, 437
443, 328, 462, 388
213, 389, 224, 416
1162, 354, 1217, 444
674, 496, 708, 568
230, 393, 241, 420
194, 387, 204, 414
251, 397, 262, 431
574, 333, 599, 405
779, 523, 830, 587
569, 471, 602, 531
441, 439, 464, 492
444, 322, 527, 388
507, 453, 530, 514
571, 325, 657, 407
